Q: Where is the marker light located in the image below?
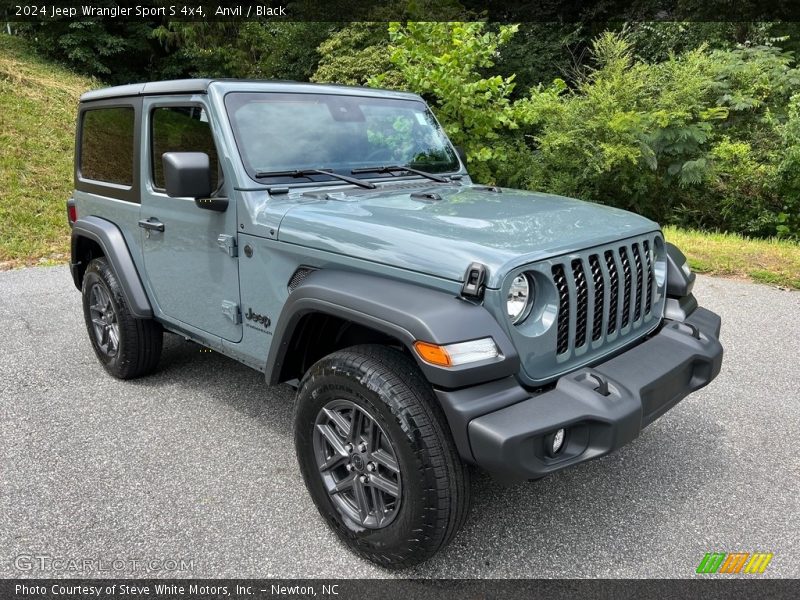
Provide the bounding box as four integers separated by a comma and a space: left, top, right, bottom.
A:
414, 337, 500, 367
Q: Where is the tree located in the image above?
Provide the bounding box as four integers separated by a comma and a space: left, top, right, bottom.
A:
373, 21, 520, 181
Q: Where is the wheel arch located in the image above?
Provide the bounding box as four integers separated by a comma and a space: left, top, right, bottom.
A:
71, 216, 153, 318
265, 270, 520, 389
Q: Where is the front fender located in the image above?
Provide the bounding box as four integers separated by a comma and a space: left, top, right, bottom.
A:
265, 270, 519, 389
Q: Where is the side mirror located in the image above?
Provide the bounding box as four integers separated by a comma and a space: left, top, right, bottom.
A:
454, 145, 468, 166
162, 152, 212, 198
162, 152, 228, 212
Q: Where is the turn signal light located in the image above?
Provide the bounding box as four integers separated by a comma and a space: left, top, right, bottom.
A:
414, 337, 500, 367
414, 341, 452, 367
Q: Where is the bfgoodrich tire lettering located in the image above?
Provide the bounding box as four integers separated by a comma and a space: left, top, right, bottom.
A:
294, 345, 470, 569
81, 257, 162, 379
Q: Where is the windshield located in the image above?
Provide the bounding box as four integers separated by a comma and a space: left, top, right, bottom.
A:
224, 92, 460, 184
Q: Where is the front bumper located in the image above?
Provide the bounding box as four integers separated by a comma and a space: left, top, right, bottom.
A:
435, 305, 723, 481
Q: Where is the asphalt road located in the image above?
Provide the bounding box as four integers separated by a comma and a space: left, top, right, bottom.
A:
1, 266, 798, 579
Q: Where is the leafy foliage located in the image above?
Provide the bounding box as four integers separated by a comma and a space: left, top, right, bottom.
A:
372, 21, 520, 181
311, 23, 398, 87
154, 22, 335, 81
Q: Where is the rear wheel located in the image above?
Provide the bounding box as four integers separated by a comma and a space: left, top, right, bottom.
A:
81, 257, 162, 379
294, 345, 470, 569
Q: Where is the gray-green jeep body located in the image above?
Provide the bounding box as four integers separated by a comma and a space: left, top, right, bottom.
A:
69, 80, 722, 567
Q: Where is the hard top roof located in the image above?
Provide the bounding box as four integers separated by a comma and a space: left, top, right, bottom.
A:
79, 79, 422, 102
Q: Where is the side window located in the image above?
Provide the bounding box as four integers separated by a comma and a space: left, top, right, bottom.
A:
151, 106, 219, 191
80, 107, 135, 185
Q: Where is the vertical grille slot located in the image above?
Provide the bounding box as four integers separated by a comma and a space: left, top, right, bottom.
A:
631, 243, 644, 321
619, 247, 632, 328
642, 240, 654, 314
552, 264, 570, 355
589, 255, 604, 342
604, 250, 619, 335
571, 259, 589, 348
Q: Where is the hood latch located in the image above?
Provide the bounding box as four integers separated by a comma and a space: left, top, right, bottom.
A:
461, 262, 488, 299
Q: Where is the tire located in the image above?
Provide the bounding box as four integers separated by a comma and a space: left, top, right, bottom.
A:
81, 257, 162, 379
294, 344, 470, 569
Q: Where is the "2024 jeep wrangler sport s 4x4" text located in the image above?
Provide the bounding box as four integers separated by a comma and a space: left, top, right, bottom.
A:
68, 79, 723, 569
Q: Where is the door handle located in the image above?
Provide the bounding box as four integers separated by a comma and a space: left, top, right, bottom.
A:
138, 218, 165, 232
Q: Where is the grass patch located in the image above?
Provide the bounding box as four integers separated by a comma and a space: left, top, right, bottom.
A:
663, 226, 800, 289
0, 34, 95, 268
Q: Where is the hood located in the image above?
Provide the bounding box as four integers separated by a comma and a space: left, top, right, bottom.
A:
277, 183, 659, 288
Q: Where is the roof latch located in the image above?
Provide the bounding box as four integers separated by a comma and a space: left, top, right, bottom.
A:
461, 262, 487, 299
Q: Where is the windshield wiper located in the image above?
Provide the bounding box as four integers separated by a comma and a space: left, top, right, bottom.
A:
351, 165, 449, 183
254, 168, 376, 189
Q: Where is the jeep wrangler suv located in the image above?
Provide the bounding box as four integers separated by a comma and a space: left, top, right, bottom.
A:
68, 80, 723, 569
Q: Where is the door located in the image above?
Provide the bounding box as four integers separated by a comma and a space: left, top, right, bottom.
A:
139, 98, 242, 342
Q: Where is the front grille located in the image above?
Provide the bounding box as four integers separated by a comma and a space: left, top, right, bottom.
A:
551, 236, 661, 357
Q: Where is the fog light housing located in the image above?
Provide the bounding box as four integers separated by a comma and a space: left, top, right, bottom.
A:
545, 428, 566, 457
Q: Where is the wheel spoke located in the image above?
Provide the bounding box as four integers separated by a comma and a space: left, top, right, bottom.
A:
364, 418, 376, 452
323, 407, 351, 438
367, 473, 399, 498
349, 408, 363, 444
91, 317, 106, 328
331, 473, 356, 494
319, 452, 348, 472
316, 423, 348, 459
370, 486, 385, 521
370, 448, 399, 474
353, 479, 370, 522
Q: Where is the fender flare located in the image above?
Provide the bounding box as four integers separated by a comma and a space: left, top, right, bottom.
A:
71, 216, 153, 319
265, 269, 520, 389
665, 242, 696, 298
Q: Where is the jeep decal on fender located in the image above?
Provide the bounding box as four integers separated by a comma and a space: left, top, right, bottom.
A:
245, 308, 270, 328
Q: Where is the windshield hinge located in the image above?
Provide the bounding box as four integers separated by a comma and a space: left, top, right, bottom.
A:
461, 262, 487, 299
217, 234, 238, 257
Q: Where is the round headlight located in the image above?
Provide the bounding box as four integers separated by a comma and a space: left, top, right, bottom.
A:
507, 274, 532, 324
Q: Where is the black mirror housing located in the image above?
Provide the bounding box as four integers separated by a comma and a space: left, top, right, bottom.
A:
162, 152, 212, 199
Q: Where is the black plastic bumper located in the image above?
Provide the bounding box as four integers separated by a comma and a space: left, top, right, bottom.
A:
435, 306, 723, 481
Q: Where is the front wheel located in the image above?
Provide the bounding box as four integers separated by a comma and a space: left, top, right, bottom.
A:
294, 345, 470, 569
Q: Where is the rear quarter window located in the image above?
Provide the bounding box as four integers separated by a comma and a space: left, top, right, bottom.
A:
79, 107, 135, 186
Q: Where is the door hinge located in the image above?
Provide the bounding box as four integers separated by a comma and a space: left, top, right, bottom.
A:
217, 234, 238, 257
221, 300, 241, 324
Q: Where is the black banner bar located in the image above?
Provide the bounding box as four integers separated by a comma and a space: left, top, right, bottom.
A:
4, 0, 800, 22
2, 579, 800, 600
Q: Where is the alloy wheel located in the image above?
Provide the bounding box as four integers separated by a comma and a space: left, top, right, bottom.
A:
313, 399, 402, 529
88, 282, 119, 357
